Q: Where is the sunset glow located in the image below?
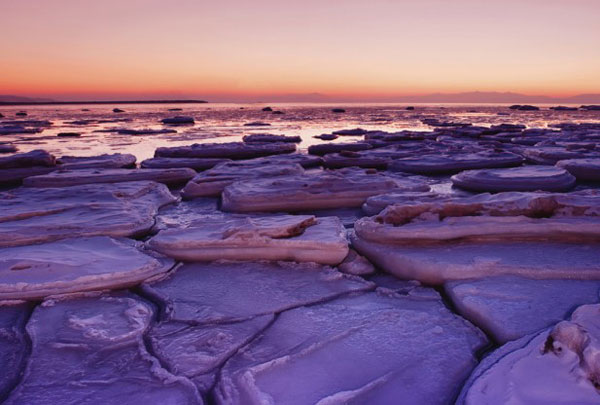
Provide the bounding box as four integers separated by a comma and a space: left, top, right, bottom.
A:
2, 0, 600, 101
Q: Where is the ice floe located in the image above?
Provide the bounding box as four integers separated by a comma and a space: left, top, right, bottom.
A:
147, 215, 348, 265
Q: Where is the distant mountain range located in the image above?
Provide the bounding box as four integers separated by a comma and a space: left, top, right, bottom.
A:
392, 92, 600, 104
2, 92, 600, 104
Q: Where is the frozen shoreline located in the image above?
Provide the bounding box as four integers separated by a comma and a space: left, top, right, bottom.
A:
1, 105, 600, 403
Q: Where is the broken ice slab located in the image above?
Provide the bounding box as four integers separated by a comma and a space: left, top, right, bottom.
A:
557, 158, 600, 182
181, 159, 305, 198
0, 237, 174, 301
147, 215, 349, 265
451, 166, 576, 192
221, 168, 429, 212
458, 304, 600, 405
389, 151, 524, 174
0, 181, 176, 247
445, 276, 600, 344
242, 134, 301, 143
215, 291, 487, 405
141, 157, 231, 171
351, 236, 600, 285
355, 191, 600, 243
4, 295, 203, 404
56, 153, 136, 170
0, 150, 55, 169
141, 261, 373, 324
0, 302, 30, 400
23, 167, 195, 187
154, 141, 296, 159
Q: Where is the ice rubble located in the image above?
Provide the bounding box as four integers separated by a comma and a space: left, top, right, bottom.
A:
458, 304, 600, 405
23, 167, 195, 187
155, 142, 296, 159
0, 237, 174, 300
0, 181, 176, 247
445, 276, 600, 344
451, 166, 576, 192
3, 295, 203, 405
147, 215, 349, 265
215, 291, 487, 405
181, 160, 305, 198
221, 168, 429, 212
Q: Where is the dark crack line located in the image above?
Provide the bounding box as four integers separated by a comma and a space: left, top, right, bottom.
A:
0, 301, 37, 403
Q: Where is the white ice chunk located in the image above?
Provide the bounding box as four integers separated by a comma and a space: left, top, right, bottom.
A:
459, 304, 600, 404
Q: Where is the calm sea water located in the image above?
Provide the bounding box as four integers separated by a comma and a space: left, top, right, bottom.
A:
1, 103, 598, 161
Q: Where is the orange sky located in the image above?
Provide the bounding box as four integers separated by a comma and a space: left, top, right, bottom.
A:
2, 0, 599, 101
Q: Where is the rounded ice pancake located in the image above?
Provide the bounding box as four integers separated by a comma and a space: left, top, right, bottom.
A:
451, 166, 576, 192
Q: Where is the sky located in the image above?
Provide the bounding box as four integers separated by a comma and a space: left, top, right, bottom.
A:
1, 0, 599, 101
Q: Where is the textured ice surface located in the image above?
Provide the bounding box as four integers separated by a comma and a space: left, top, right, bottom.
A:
451, 166, 576, 192
459, 304, 600, 404
182, 160, 305, 198
445, 276, 600, 343
557, 158, 600, 182
56, 153, 136, 169
352, 234, 600, 284
389, 151, 524, 174
141, 261, 373, 324
221, 168, 428, 212
23, 167, 195, 187
149, 315, 273, 392
216, 291, 487, 405
155, 142, 296, 159
0, 237, 174, 300
4, 295, 203, 404
154, 198, 221, 230
0, 303, 30, 400
147, 215, 349, 265
0, 181, 176, 247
